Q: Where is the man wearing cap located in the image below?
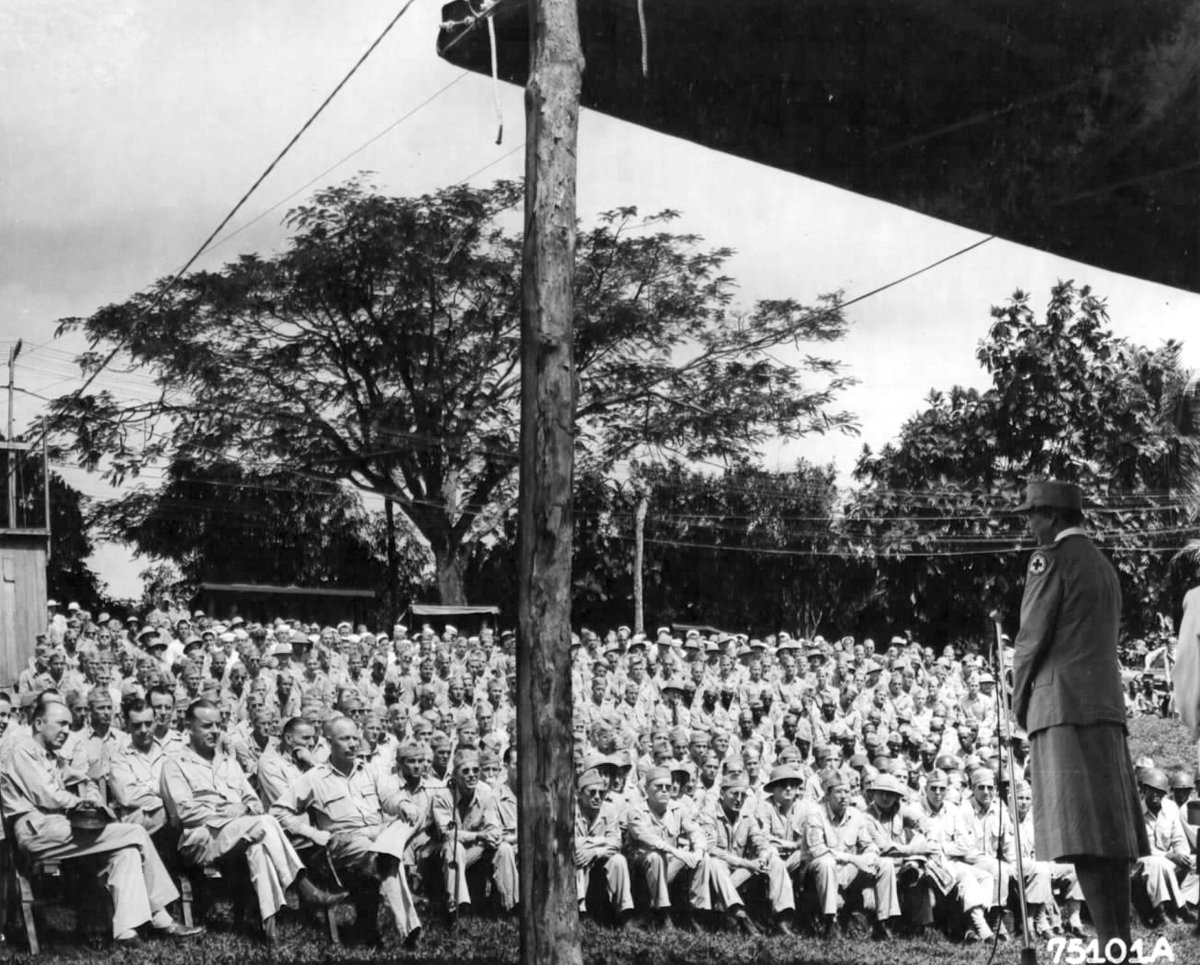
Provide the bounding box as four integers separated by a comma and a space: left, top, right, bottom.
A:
1134, 767, 1197, 925
432, 748, 518, 915
1012, 480, 1149, 958
800, 767, 900, 938
960, 767, 1013, 939
916, 768, 998, 941
65, 688, 124, 796
575, 767, 635, 926
1168, 770, 1197, 851
390, 739, 440, 872
753, 764, 811, 882
271, 716, 420, 947
861, 772, 939, 934
700, 770, 792, 934
625, 764, 713, 929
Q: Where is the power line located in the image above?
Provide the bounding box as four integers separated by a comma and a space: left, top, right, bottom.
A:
454, 144, 523, 185
630, 534, 1199, 560
54, 0, 421, 417
838, 236, 995, 311
209, 70, 473, 253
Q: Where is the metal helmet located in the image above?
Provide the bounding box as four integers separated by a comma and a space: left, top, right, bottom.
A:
1140, 768, 1170, 793
1170, 770, 1195, 791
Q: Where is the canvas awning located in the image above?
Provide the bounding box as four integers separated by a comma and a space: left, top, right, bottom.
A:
409, 603, 501, 617
439, 0, 1199, 293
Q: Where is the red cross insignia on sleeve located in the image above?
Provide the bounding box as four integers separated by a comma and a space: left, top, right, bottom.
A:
1028, 553, 1048, 576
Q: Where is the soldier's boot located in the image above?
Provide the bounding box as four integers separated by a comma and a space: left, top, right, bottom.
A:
964, 906, 994, 943
1030, 903, 1053, 938
1062, 899, 1086, 937
987, 907, 1010, 941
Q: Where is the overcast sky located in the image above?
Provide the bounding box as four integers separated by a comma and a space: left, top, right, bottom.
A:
4, 1, 1199, 598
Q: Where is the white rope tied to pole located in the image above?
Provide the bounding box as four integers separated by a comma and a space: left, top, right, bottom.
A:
488, 11, 504, 144
637, 0, 649, 77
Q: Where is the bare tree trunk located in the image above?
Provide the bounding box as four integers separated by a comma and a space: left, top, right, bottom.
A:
633, 492, 648, 633
433, 542, 468, 605
515, 0, 584, 960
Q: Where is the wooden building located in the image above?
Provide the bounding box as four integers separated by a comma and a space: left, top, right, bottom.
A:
1, 440, 49, 687
193, 581, 377, 627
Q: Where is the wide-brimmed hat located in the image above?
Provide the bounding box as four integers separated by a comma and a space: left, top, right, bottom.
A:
763, 765, 804, 790
867, 773, 908, 796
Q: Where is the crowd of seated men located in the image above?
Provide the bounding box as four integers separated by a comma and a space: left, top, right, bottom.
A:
0, 600, 1195, 949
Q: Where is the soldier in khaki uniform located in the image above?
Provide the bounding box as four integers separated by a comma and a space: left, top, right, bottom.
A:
271, 717, 421, 947
160, 699, 339, 940
1011, 480, 1149, 959
0, 697, 201, 944
432, 748, 518, 914
574, 767, 634, 924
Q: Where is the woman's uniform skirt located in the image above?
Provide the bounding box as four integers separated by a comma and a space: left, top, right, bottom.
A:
1029, 721, 1150, 862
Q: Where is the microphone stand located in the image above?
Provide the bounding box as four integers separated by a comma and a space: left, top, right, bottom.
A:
989, 610, 1037, 965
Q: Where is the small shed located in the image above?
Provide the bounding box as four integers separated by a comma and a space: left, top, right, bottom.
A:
408, 603, 501, 637
1, 440, 49, 687
194, 582, 377, 627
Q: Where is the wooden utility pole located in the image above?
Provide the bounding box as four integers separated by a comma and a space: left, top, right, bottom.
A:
514, 0, 584, 960
6, 339, 21, 529
633, 490, 648, 633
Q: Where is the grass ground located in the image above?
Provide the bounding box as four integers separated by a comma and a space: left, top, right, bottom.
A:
6, 712, 1199, 965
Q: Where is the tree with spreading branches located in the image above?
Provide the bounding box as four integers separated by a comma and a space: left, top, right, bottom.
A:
49, 178, 857, 603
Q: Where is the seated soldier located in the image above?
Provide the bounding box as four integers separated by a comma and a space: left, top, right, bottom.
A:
65, 688, 125, 798
147, 685, 187, 756
388, 740, 439, 878
160, 699, 343, 941
272, 716, 422, 948
961, 768, 1013, 939
915, 768, 997, 941
625, 765, 713, 930
800, 767, 898, 938
574, 767, 634, 926
0, 695, 202, 944
230, 707, 276, 786
109, 698, 171, 834
861, 772, 940, 936
432, 748, 518, 915
1136, 767, 1197, 926
754, 764, 812, 884
257, 717, 319, 810
702, 770, 794, 934
1010, 780, 1086, 937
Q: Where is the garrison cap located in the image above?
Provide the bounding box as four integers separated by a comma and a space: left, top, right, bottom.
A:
820, 767, 848, 791
720, 771, 751, 791
578, 768, 607, 791
970, 767, 996, 788
644, 766, 673, 787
